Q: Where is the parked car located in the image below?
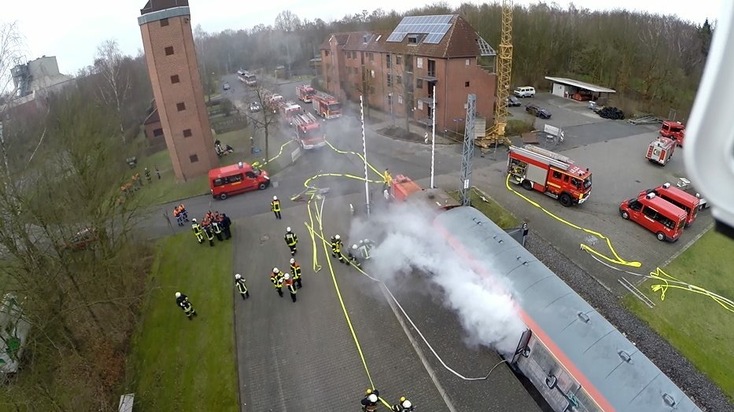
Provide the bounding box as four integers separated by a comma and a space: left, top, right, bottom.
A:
513, 86, 536, 98
526, 103, 552, 119
249, 101, 262, 113
59, 228, 99, 251
506, 96, 521, 107
222, 82, 231, 91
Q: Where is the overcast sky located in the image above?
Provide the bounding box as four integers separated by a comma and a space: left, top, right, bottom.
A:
1, 0, 723, 75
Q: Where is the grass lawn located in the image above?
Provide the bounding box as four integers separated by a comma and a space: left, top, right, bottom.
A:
448, 188, 520, 229
127, 232, 237, 411
624, 229, 734, 401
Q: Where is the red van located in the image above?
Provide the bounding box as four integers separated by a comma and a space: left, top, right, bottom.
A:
619, 192, 686, 242
209, 162, 270, 200
640, 183, 700, 227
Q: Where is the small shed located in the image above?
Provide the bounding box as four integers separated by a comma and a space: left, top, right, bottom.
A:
544, 76, 616, 103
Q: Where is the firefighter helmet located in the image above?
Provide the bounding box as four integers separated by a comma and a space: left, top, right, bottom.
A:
290, 258, 295, 264
284, 273, 291, 280
175, 292, 181, 298
401, 398, 412, 408
368, 394, 378, 403
273, 195, 278, 200
192, 218, 197, 223
273, 267, 279, 273
235, 274, 241, 280
352, 244, 358, 250
286, 227, 291, 232
365, 389, 373, 395
335, 234, 340, 240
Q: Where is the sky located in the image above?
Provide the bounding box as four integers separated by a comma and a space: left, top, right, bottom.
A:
1, 0, 724, 76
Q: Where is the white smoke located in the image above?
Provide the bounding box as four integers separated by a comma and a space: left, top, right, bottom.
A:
350, 200, 526, 355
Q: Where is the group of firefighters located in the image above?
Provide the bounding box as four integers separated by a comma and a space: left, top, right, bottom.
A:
361, 388, 415, 411
173, 203, 189, 226
191, 210, 233, 246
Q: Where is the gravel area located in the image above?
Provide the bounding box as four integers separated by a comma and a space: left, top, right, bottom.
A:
524, 232, 734, 412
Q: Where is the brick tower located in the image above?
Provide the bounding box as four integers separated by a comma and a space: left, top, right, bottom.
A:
138, 0, 217, 181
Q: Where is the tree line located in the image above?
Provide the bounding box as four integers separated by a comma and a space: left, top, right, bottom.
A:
194, 3, 712, 120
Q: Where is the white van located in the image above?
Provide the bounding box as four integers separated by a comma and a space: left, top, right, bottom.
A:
514, 86, 536, 98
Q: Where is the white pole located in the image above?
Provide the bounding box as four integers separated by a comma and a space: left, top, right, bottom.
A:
430, 84, 436, 189
360, 95, 370, 216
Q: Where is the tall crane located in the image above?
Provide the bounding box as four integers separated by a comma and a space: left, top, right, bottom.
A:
476, 0, 514, 149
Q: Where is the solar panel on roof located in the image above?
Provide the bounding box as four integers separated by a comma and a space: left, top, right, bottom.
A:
386, 14, 454, 44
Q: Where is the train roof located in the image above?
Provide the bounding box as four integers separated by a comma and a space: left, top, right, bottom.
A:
433, 206, 701, 412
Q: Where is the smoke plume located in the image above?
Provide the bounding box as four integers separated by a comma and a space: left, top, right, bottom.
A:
350, 200, 526, 355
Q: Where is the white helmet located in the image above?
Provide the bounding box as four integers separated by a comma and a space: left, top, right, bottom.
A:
273, 267, 280, 273
290, 258, 295, 264
402, 400, 412, 408
175, 292, 181, 298
284, 273, 291, 280
235, 274, 241, 280
352, 244, 358, 250
286, 227, 291, 232
273, 195, 278, 200
363, 239, 369, 243
368, 394, 378, 403
192, 218, 197, 223
335, 234, 340, 240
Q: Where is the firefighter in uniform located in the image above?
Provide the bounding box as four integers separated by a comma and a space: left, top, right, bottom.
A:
270, 267, 284, 297
391, 397, 414, 412
331, 234, 344, 262
212, 219, 224, 241
175, 292, 197, 320
284, 227, 298, 255
191, 219, 204, 244
348, 244, 361, 268
202, 222, 215, 247
235, 274, 249, 300
271, 195, 282, 219
361, 388, 380, 412
289, 258, 302, 288
283, 273, 297, 302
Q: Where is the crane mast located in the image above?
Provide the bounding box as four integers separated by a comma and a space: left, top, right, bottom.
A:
476, 0, 514, 148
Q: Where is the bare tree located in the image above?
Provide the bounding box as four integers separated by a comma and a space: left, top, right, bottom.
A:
250, 82, 281, 162
274, 10, 302, 33
94, 40, 130, 143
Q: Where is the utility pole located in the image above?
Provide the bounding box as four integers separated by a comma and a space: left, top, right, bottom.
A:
459, 94, 477, 206
430, 84, 436, 189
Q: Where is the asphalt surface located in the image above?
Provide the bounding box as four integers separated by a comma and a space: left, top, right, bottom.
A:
143, 78, 730, 411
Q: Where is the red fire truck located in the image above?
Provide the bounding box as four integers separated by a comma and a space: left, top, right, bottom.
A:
507, 145, 592, 207
296, 84, 316, 103
645, 137, 676, 166
278, 101, 303, 125
311, 92, 342, 119
660, 120, 685, 147
291, 112, 326, 150
209, 162, 270, 200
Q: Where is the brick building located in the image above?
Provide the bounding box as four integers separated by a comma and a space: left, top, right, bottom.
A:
320, 15, 497, 133
138, 0, 217, 181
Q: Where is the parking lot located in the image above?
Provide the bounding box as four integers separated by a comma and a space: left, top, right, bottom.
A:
467, 93, 712, 296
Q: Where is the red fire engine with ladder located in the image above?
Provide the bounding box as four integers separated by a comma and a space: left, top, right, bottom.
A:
645, 136, 676, 166
291, 112, 326, 150
296, 84, 316, 103
311, 92, 342, 119
278, 100, 303, 125
507, 145, 592, 207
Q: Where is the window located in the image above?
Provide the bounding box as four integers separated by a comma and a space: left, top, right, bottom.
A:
465, 59, 470, 66
153, 128, 163, 137
176, 102, 186, 111
369, 53, 374, 62
465, 81, 470, 88
416, 79, 423, 89
170, 74, 180, 84
396, 75, 402, 85
398, 95, 403, 104
386, 54, 391, 68
396, 56, 402, 65
165, 46, 174, 56
371, 70, 375, 78
245, 171, 256, 178
160, 18, 169, 27
189, 154, 199, 163
408, 35, 419, 44
183, 129, 192, 137
417, 58, 423, 69
629, 200, 642, 211
387, 74, 392, 87
552, 170, 563, 179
